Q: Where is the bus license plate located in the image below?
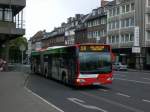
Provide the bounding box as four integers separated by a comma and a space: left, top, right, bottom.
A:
93, 82, 101, 85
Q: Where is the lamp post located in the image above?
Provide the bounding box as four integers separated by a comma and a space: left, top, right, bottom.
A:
19, 45, 26, 64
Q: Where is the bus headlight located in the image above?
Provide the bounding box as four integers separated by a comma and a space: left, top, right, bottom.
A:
76, 79, 85, 83
107, 78, 113, 81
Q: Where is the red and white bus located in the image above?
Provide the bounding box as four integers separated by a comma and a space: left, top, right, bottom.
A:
31, 44, 113, 86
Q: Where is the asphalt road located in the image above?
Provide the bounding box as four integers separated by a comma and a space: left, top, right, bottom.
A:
26, 71, 150, 112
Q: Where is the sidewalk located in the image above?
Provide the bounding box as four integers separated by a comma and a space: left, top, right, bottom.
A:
0, 72, 60, 112
128, 69, 150, 73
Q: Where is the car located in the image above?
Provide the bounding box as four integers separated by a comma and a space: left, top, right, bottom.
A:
113, 62, 128, 71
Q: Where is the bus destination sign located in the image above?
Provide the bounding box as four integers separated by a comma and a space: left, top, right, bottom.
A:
79, 45, 109, 52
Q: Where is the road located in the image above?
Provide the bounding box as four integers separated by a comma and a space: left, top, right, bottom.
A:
26, 70, 150, 112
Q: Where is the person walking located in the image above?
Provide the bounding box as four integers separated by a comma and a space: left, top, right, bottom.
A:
0, 58, 6, 72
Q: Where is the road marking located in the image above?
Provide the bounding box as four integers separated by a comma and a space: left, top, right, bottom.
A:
25, 87, 64, 112
81, 92, 144, 112
68, 98, 108, 112
143, 78, 150, 81
142, 99, 150, 103
114, 78, 150, 85
100, 89, 109, 92
114, 74, 126, 76
116, 93, 130, 98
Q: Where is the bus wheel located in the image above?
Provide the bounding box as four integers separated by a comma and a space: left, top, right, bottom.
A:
45, 69, 48, 78
62, 73, 67, 84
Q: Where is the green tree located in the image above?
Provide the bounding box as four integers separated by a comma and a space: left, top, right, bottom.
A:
9, 37, 28, 63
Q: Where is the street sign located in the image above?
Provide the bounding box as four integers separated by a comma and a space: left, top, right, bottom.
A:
19, 45, 26, 51
134, 26, 140, 47
132, 47, 141, 53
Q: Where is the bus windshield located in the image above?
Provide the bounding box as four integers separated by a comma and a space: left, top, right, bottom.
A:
79, 52, 112, 74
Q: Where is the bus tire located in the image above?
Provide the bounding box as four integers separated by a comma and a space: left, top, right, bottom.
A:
62, 72, 67, 84
44, 69, 48, 78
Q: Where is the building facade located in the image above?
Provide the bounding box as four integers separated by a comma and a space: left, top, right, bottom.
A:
85, 7, 107, 43
107, 0, 150, 69
0, 0, 26, 60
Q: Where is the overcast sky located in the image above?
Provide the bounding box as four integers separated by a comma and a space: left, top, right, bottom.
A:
24, 0, 102, 39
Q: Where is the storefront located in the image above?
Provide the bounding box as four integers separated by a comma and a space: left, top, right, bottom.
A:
112, 48, 136, 69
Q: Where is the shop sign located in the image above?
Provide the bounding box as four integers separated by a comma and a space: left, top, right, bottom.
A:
132, 47, 141, 53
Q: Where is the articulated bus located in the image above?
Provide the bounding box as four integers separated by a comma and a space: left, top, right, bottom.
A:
31, 44, 113, 86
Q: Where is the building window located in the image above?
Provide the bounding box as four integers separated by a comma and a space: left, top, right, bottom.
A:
0, 8, 3, 20
109, 9, 112, 17
148, 0, 150, 6
121, 35, 125, 43
126, 19, 130, 27
108, 36, 112, 43
108, 23, 111, 30
113, 8, 116, 16
122, 5, 125, 13
130, 18, 134, 26
147, 31, 150, 40
112, 21, 115, 29
116, 21, 119, 29
112, 36, 115, 43
126, 4, 130, 12
116, 7, 120, 15
130, 34, 134, 41
121, 20, 125, 28
4, 8, 12, 21
131, 3, 135, 11
116, 35, 119, 43
147, 14, 150, 23
125, 34, 129, 42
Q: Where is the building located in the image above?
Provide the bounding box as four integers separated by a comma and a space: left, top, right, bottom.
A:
75, 0, 110, 44
0, 0, 26, 60
106, 0, 150, 69
65, 14, 84, 45
85, 6, 107, 43
42, 26, 65, 48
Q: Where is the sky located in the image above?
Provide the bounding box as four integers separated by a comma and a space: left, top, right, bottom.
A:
24, 0, 101, 40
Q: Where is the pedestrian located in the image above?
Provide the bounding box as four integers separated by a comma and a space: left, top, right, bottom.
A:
0, 58, 6, 72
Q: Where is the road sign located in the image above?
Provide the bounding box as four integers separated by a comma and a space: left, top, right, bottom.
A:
19, 45, 26, 51
134, 27, 140, 47
132, 47, 141, 53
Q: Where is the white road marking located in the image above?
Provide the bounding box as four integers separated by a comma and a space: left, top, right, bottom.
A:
25, 87, 64, 112
142, 99, 150, 103
68, 98, 108, 112
81, 92, 144, 112
114, 78, 150, 85
114, 74, 126, 77
143, 78, 150, 81
116, 93, 130, 98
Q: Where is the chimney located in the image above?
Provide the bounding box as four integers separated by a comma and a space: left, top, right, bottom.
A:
101, 0, 109, 7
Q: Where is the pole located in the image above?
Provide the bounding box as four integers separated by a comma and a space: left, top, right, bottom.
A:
22, 51, 23, 64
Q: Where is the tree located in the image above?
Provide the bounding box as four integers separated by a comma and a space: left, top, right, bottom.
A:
9, 37, 28, 63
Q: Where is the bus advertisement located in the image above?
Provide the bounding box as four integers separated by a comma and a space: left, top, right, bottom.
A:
31, 44, 113, 86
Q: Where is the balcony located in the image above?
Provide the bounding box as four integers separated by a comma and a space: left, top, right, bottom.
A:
110, 42, 134, 49
0, 0, 26, 15
0, 0, 25, 7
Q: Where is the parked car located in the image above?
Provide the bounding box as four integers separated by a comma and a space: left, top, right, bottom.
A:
113, 62, 128, 71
